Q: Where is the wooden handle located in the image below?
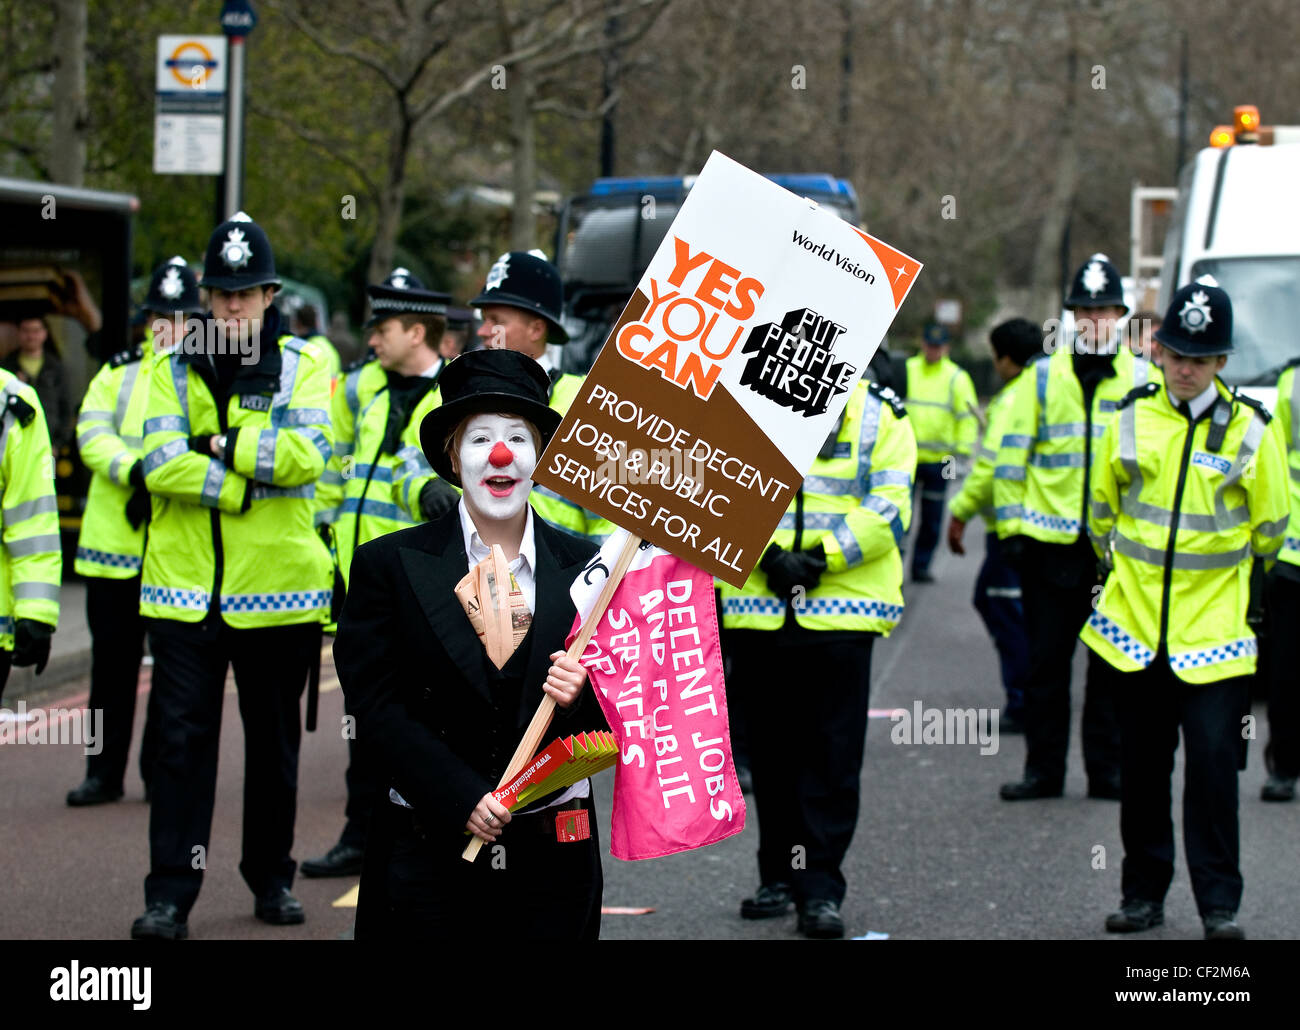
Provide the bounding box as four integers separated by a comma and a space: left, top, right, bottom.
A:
461, 532, 642, 862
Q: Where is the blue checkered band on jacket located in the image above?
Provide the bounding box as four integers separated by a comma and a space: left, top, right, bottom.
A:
221, 589, 331, 613
141, 585, 210, 611
1087, 610, 1155, 664
721, 596, 902, 621
1169, 636, 1257, 672
76, 546, 143, 571
1022, 509, 1081, 533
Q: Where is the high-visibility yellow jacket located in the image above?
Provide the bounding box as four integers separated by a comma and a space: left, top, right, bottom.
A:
316, 358, 385, 528
994, 346, 1158, 544
74, 343, 159, 579
948, 367, 1030, 529
1, 369, 61, 648
1273, 362, 1300, 569
905, 353, 978, 464
1081, 379, 1289, 683
305, 334, 342, 391
720, 380, 916, 635
140, 333, 334, 628
333, 372, 443, 587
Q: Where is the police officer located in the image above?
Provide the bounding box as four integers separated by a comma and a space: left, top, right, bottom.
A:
904, 322, 977, 582
0, 367, 60, 702
721, 376, 916, 939
947, 318, 1043, 731
995, 253, 1156, 801
65, 257, 201, 806
1083, 277, 1288, 940
1263, 357, 1300, 802
130, 212, 333, 939
302, 268, 452, 878
467, 251, 592, 537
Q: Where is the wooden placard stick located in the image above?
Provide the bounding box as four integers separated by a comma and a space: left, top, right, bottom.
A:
462, 531, 644, 862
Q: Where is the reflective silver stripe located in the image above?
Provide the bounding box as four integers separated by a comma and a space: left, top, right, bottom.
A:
282, 407, 328, 426
1029, 451, 1084, 468
984, 587, 1022, 599
78, 409, 112, 424
314, 508, 336, 527
994, 465, 1026, 481
915, 440, 950, 453
975, 445, 996, 462
1120, 497, 1248, 533
270, 344, 302, 425
856, 392, 883, 483
319, 469, 344, 486
1134, 356, 1150, 388
169, 354, 190, 426
1037, 358, 1050, 405
6, 533, 60, 556
1113, 532, 1250, 570
346, 367, 364, 419
3, 495, 57, 525
862, 493, 905, 542
803, 475, 855, 496
299, 426, 331, 460
13, 581, 60, 601
143, 437, 188, 473
1291, 466, 1300, 484
1291, 370, 1300, 451
77, 424, 112, 448
256, 430, 277, 481
200, 459, 226, 508
108, 452, 131, 483
906, 397, 949, 409
1001, 433, 1032, 450
1039, 421, 1085, 439
1257, 515, 1290, 538
114, 360, 141, 432
1212, 415, 1266, 529
1118, 392, 1144, 513
144, 415, 187, 435
335, 440, 355, 459
869, 469, 911, 488
250, 483, 315, 500
832, 518, 862, 565
994, 504, 1023, 521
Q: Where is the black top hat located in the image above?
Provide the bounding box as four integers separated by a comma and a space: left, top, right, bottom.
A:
470, 251, 569, 343
144, 256, 203, 315
1064, 252, 1126, 311
419, 349, 562, 487
1154, 276, 1234, 357
201, 211, 281, 291
364, 267, 452, 328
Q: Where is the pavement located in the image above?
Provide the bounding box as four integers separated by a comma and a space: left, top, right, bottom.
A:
2, 522, 1298, 941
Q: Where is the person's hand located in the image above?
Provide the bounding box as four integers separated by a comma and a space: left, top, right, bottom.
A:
52, 269, 102, 333
759, 542, 827, 597
419, 479, 459, 521
12, 619, 53, 675
947, 516, 967, 556
545, 651, 587, 709
125, 486, 151, 530
466, 793, 512, 843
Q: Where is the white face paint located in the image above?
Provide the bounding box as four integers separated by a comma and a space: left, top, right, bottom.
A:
457, 414, 538, 523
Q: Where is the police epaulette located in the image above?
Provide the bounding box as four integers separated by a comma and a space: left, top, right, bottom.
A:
868, 380, 907, 418
108, 345, 144, 368
4, 392, 36, 427
1232, 389, 1273, 424
342, 352, 376, 374
1116, 382, 1160, 410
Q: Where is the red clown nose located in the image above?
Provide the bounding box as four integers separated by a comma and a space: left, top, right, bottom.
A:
488, 441, 514, 468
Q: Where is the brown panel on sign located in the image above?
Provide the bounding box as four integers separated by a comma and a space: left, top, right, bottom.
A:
535, 290, 802, 587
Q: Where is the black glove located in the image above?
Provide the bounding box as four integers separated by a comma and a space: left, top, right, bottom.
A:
1000, 534, 1029, 571
125, 486, 151, 530
419, 479, 460, 521
759, 543, 828, 598
129, 460, 146, 490
12, 619, 53, 675
188, 434, 213, 455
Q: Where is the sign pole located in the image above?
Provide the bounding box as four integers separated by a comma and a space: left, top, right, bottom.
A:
219, 0, 257, 218
461, 531, 642, 862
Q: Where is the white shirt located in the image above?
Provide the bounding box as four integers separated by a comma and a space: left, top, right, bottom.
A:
419, 356, 443, 379
535, 344, 563, 377
459, 499, 536, 613
1168, 382, 1219, 420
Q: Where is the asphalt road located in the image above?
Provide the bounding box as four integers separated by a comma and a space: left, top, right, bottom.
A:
1, 527, 1296, 942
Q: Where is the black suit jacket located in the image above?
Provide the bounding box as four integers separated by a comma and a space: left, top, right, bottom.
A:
333, 507, 604, 835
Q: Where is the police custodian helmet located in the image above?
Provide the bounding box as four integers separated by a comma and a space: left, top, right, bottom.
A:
364, 267, 452, 329
1064, 252, 1127, 311
201, 211, 281, 292
1154, 275, 1234, 357
143, 256, 203, 315
470, 250, 568, 343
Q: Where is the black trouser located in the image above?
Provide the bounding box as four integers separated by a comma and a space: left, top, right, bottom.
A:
730, 628, 875, 905
1019, 541, 1120, 788
83, 576, 159, 791
0, 648, 11, 700
1118, 662, 1246, 915
144, 620, 319, 917
1265, 572, 1300, 779
911, 462, 948, 576
358, 795, 602, 940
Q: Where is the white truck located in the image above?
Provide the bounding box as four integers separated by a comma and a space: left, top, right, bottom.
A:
1155, 106, 1300, 405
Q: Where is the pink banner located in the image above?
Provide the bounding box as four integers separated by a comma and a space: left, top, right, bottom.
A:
568, 535, 745, 860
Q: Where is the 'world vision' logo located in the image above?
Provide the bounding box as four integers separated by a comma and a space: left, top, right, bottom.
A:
738, 307, 857, 417
615, 236, 765, 400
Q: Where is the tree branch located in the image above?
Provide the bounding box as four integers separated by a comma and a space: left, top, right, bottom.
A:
246, 96, 379, 197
